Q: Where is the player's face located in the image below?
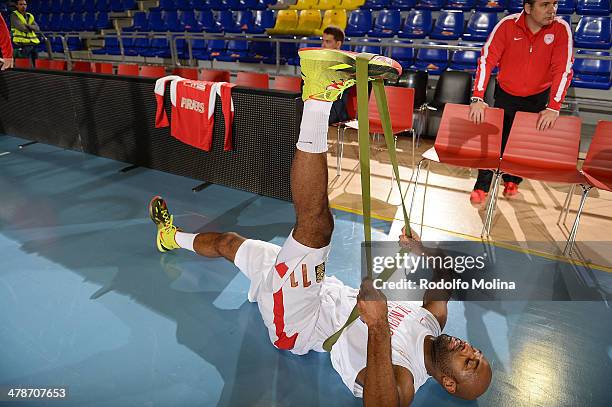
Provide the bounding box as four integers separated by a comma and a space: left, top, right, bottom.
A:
17, 0, 28, 13
322, 34, 342, 50
432, 334, 492, 399
526, 0, 558, 27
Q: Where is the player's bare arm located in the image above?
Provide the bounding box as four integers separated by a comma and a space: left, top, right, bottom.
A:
357, 278, 415, 407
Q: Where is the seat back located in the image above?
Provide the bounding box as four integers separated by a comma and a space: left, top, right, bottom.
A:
354, 38, 382, 54
117, 63, 140, 76
415, 0, 444, 9
140, 65, 167, 78
236, 71, 270, 88
341, 0, 366, 8
475, 0, 505, 10
389, 39, 414, 67
274, 75, 302, 91
445, 0, 475, 9
271, 9, 299, 31
345, 9, 372, 36
368, 86, 415, 131
318, 0, 342, 8
464, 11, 497, 41
502, 113, 582, 171
401, 9, 433, 38
430, 10, 464, 40
321, 9, 347, 31
450, 42, 482, 72
397, 69, 428, 107
200, 69, 231, 81
582, 121, 612, 190
435, 103, 504, 165
576, 0, 610, 15
432, 70, 472, 108
575, 16, 612, 48
296, 9, 322, 32
372, 9, 401, 34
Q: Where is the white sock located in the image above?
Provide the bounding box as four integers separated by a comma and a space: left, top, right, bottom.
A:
296, 100, 333, 153
175, 231, 197, 252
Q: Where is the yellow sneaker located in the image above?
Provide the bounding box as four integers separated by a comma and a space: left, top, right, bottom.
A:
148, 195, 181, 253
299, 48, 402, 102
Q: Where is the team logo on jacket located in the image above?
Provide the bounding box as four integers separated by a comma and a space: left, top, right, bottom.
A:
180, 97, 205, 113
315, 263, 326, 283
544, 34, 555, 45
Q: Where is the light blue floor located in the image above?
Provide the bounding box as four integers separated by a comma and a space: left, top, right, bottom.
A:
1, 135, 611, 407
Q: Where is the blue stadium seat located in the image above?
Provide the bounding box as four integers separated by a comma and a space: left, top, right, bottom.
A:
38, 14, 50, 30
149, 10, 168, 31
83, 0, 95, 13
572, 50, 611, 89
241, 39, 275, 63
280, 38, 298, 64
450, 42, 482, 73
218, 10, 237, 31
192, 0, 211, 10
185, 39, 210, 59
354, 38, 382, 54
198, 10, 223, 32
463, 11, 497, 41
128, 38, 151, 56
71, 13, 84, 30
233, 11, 255, 33
475, 0, 506, 11
506, 0, 523, 12
67, 37, 82, 50
50, 36, 63, 52
164, 10, 185, 31
125, 11, 148, 31
82, 12, 96, 30
111, 0, 137, 12
368, 9, 401, 38
389, 39, 414, 69
245, 10, 275, 34
96, 0, 110, 12
445, 0, 476, 10
61, 0, 73, 13
159, 0, 178, 11
180, 10, 203, 31
390, 0, 417, 10
398, 9, 433, 39
208, 0, 229, 9
176, 0, 193, 10
40, 0, 51, 13
411, 41, 449, 74
50, 0, 62, 14
576, 0, 611, 15
430, 10, 464, 40
60, 13, 73, 31
558, 14, 572, 28
208, 39, 227, 59
96, 12, 111, 30
49, 13, 62, 30
226, 0, 243, 8
363, 0, 391, 10
574, 16, 612, 49
556, 0, 576, 14
92, 37, 119, 54
415, 0, 444, 10
345, 9, 373, 37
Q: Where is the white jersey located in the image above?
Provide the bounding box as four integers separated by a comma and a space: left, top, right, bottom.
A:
329, 300, 442, 397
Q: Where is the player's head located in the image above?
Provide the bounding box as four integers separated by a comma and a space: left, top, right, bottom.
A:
430, 334, 492, 400
17, 0, 28, 13
524, 0, 558, 27
322, 26, 345, 50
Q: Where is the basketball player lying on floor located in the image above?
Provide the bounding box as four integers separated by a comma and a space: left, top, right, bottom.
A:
148, 49, 492, 406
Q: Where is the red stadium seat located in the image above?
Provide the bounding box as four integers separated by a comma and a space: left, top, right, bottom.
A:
273, 75, 302, 92
483, 112, 584, 237
117, 63, 139, 76
94, 62, 114, 74
49, 60, 67, 70
173, 67, 199, 80
235, 71, 269, 89
35, 59, 51, 69
72, 61, 93, 72
409, 103, 505, 236
139, 65, 166, 78
200, 69, 230, 82
14, 58, 32, 68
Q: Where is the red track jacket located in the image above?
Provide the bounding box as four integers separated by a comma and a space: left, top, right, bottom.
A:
473, 12, 574, 112
0, 14, 13, 59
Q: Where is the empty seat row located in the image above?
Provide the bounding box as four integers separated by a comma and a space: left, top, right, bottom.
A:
38, 12, 111, 31
124, 9, 275, 33
287, 0, 365, 9
152, 0, 276, 11
267, 9, 347, 35
29, 0, 137, 14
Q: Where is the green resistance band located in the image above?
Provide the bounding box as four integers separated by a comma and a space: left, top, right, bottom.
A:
322, 53, 413, 352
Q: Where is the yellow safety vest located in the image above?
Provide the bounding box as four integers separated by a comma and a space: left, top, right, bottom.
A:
11, 11, 40, 45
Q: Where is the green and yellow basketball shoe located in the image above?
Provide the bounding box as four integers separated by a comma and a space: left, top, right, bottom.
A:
299, 48, 402, 102
149, 195, 181, 253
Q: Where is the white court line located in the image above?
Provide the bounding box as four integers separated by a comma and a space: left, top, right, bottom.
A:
0, 152, 10, 157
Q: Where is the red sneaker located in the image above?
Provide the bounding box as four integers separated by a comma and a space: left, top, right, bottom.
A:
470, 189, 487, 205
503, 182, 519, 197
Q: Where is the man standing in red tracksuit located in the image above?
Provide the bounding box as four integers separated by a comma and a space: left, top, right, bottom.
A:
0, 14, 14, 70
468, 0, 573, 204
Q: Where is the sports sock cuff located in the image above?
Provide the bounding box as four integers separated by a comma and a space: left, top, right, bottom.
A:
175, 231, 196, 252
296, 100, 333, 154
